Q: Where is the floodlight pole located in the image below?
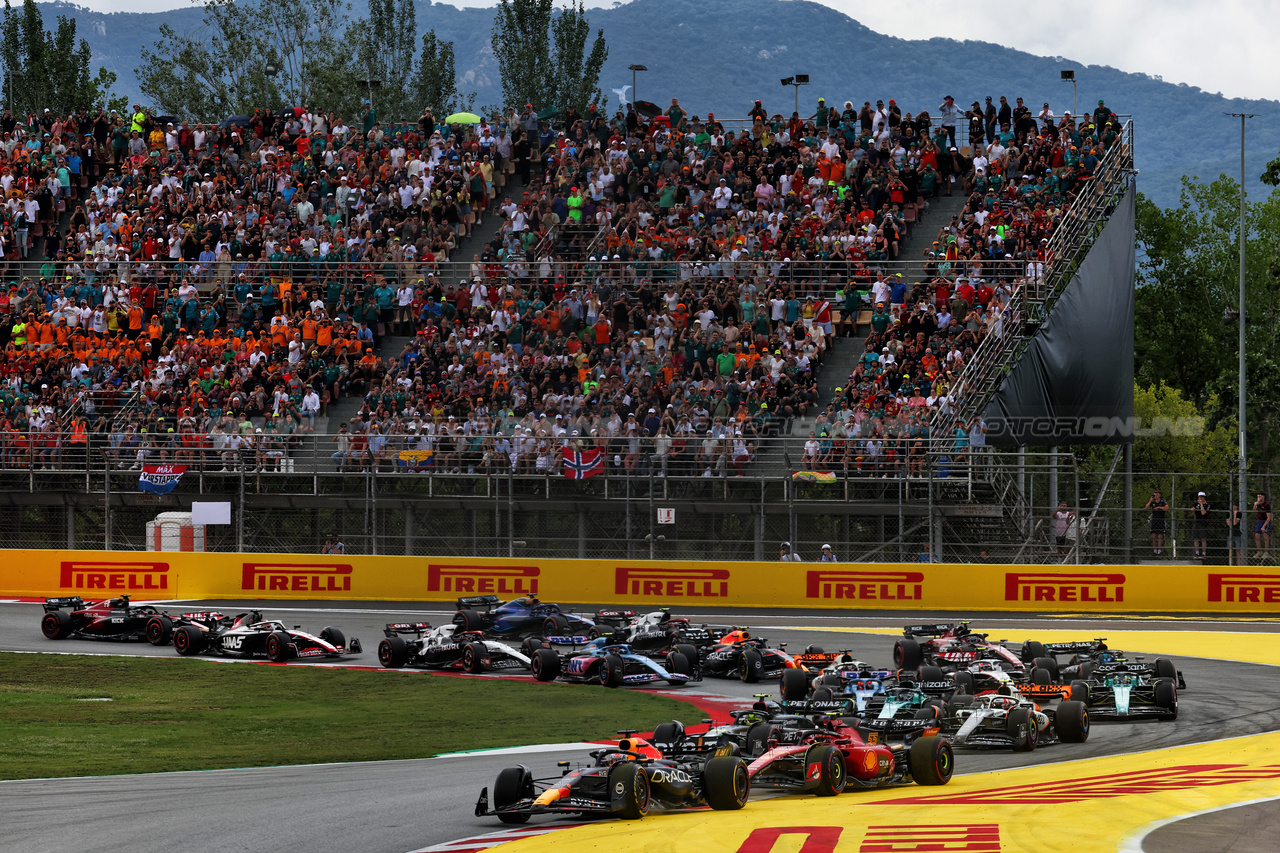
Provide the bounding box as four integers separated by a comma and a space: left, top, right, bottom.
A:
1227, 111, 1254, 563
628, 64, 647, 104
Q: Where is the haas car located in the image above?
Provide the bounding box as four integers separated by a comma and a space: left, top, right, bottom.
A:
377, 622, 530, 673
529, 637, 693, 687
892, 622, 1034, 677
171, 610, 361, 661
453, 595, 600, 640
476, 733, 749, 822
42, 595, 177, 644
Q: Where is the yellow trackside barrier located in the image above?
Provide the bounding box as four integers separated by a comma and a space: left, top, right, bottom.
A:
4, 550, 1280, 613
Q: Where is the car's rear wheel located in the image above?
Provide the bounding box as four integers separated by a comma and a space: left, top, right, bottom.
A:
908, 735, 953, 785
673, 643, 699, 664
807, 743, 846, 796
609, 761, 650, 819
145, 615, 173, 645
913, 705, 941, 721
805, 644, 825, 654
1055, 700, 1090, 742
916, 664, 945, 683
893, 638, 922, 669
531, 647, 560, 681
454, 609, 484, 633
599, 654, 626, 688
462, 642, 486, 673
319, 627, 346, 651
745, 722, 781, 756
266, 631, 292, 662
520, 637, 545, 657
1155, 679, 1178, 719
1021, 640, 1047, 662
1007, 707, 1037, 752
1154, 658, 1178, 681
493, 766, 533, 824
703, 756, 750, 810
542, 614, 570, 637
665, 652, 690, 685
952, 671, 975, 694
41, 610, 73, 640
378, 636, 409, 668
173, 625, 204, 656
739, 648, 764, 683
1030, 667, 1052, 685
1069, 680, 1091, 704
811, 686, 835, 702
780, 667, 809, 701
1032, 656, 1059, 679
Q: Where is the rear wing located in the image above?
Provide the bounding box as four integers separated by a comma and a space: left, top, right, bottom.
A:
1042, 640, 1107, 655
913, 680, 959, 695
180, 611, 227, 623
44, 596, 85, 611
675, 627, 716, 645
903, 623, 954, 637
780, 698, 859, 716
1017, 684, 1072, 700
456, 595, 500, 609
594, 609, 638, 625
855, 717, 942, 737
384, 621, 431, 637
545, 635, 597, 647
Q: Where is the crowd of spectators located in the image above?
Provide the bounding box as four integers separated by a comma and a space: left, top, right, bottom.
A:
0, 91, 1124, 476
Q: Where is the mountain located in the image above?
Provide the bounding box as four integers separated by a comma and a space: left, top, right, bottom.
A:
46, 0, 1280, 208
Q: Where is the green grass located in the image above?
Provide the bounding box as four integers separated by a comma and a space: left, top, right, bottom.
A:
0, 653, 701, 780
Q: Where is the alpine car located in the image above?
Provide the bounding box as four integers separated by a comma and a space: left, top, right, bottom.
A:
1078, 658, 1180, 720
41, 595, 175, 644
945, 686, 1089, 751
376, 621, 530, 672
452, 595, 600, 640
476, 733, 750, 822
171, 610, 361, 661
529, 637, 693, 687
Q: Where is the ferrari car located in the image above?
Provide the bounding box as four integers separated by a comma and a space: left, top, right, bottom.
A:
171, 610, 361, 661
475, 734, 749, 823
41, 595, 174, 644
945, 687, 1089, 750
376, 621, 531, 672
699, 629, 800, 682
1078, 659, 1180, 720
529, 638, 693, 687
452, 595, 600, 640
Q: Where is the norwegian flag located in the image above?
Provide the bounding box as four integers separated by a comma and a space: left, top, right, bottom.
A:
562, 447, 604, 479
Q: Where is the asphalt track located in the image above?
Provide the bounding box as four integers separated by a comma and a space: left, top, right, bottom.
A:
3, 601, 1280, 853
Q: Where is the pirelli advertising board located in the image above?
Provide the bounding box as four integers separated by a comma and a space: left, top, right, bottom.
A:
3, 552, 1280, 613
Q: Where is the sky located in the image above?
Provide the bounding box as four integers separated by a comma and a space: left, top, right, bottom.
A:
64, 0, 1278, 104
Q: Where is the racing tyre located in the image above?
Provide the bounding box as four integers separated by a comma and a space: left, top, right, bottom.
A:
1069, 680, 1091, 704
1055, 700, 1090, 743
462, 642, 486, 673
807, 743, 847, 796
378, 636, 409, 668
916, 665, 945, 683
665, 652, 691, 685
609, 761, 651, 820
908, 735, 954, 786
811, 686, 835, 702
145, 615, 173, 645
652, 722, 684, 749
41, 610, 73, 640
173, 625, 204, 655
599, 654, 626, 688
493, 766, 534, 824
1021, 640, 1047, 663
673, 643, 699, 666
531, 647, 560, 681
952, 671, 975, 694
1155, 679, 1178, 720
319, 627, 346, 651
893, 638, 922, 669
1030, 667, 1052, 686
266, 631, 292, 662
542, 614, 570, 637
703, 756, 750, 810
780, 667, 809, 701
1032, 656, 1059, 679
1006, 707, 1038, 752
745, 722, 782, 756
804, 644, 825, 654
817, 673, 842, 688
1154, 658, 1178, 681
520, 637, 545, 657
1077, 661, 1094, 679
453, 609, 484, 633
739, 648, 764, 683
914, 705, 941, 721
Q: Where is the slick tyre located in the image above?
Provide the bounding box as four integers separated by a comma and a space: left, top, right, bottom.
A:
609, 761, 651, 820
703, 756, 750, 810
520, 637, 545, 657
493, 766, 534, 825
319, 627, 346, 651
1030, 667, 1052, 685
1021, 640, 1047, 663
908, 735, 954, 785
804, 644, 825, 654
266, 631, 292, 662
1069, 680, 1091, 704
811, 686, 836, 702
1007, 707, 1038, 752
1155, 679, 1179, 720
462, 642, 486, 673
916, 665, 945, 683
145, 615, 173, 646
780, 667, 810, 701
739, 648, 764, 683
1055, 700, 1090, 743
599, 654, 626, 688
378, 636, 409, 668
41, 610, 73, 640
807, 743, 847, 796
665, 652, 691, 685
542, 614, 570, 637
453, 609, 484, 633
745, 722, 782, 756
1032, 656, 1060, 679
173, 625, 204, 656
531, 647, 560, 681
1154, 658, 1178, 681
952, 671, 975, 694
893, 638, 922, 670
673, 643, 699, 666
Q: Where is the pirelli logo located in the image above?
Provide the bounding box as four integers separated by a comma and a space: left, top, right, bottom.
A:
426, 564, 539, 595
1005, 572, 1125, 603
1208, 573, 1280, 604
60, 560, 170, 591
615, 567, 729, 598
241, 563, 352, 593
806, 570, 924, 601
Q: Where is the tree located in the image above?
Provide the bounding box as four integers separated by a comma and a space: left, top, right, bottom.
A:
491, 0, 607, 113
0, 0, 123, 116
346, 0, 418, 122
415, 30, 472, 119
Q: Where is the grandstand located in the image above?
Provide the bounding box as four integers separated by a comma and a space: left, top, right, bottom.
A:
0, 98, 1136, 562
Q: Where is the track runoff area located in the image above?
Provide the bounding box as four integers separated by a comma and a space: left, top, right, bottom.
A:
5, 602, 1280, 853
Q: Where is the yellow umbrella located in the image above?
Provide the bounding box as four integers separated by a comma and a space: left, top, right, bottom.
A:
444, 112, 482, 124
